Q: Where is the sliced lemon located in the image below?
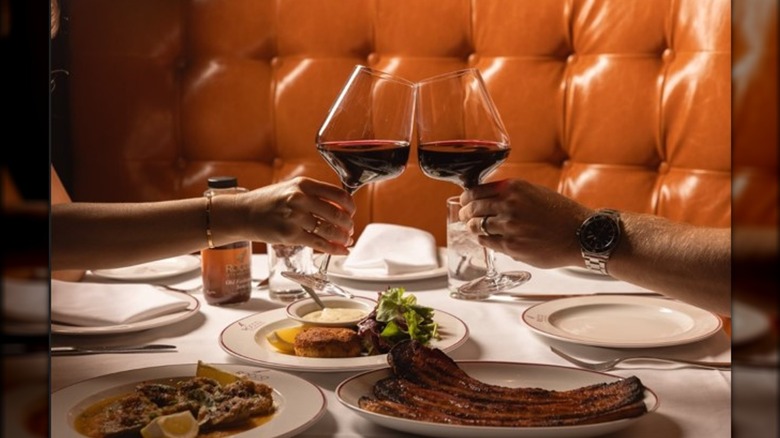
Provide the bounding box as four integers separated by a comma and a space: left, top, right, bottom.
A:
140, 411, 198, 438
265, 325, 305, 354
276, 325, 306, 343
195, 361, 242, 385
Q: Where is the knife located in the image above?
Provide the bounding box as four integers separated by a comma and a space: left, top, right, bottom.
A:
51, 344, 177, 356
492, 291, 664, 300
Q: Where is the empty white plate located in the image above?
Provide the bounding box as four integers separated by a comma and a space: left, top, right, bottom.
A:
522, 295, 722, 348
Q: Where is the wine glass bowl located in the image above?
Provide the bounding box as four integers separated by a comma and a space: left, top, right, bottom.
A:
416, 68, 531, 299
282, 65, 416, 296
317, 139, 410, 194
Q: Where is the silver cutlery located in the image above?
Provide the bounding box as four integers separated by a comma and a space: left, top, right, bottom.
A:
302, 285, 326, 309
51, 344, 177, 356
495, 291, 664, 300
551, 346, 731, 371
324, 282, 355, 299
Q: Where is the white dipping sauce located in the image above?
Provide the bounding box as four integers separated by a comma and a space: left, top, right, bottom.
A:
303, 307, 367, 323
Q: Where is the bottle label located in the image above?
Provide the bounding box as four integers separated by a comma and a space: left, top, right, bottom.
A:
201, 242, 251, 305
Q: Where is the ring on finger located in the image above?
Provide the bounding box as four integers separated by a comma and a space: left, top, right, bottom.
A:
479, 216, 496, 237
309, 218, 323, 235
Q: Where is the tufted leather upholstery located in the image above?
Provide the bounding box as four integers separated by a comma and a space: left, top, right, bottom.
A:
732, 0, 777, 228
60, 0, 731, 247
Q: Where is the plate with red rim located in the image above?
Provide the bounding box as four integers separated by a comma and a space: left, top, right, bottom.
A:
90, 255, 201, 281
337, 361, 659, 438
219, 307, 469, 372
51, 363, 326, 438
522, 295, 722, 348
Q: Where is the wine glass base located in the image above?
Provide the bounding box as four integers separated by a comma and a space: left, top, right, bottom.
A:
280, 271, 354, 299
451, 271, 532, 301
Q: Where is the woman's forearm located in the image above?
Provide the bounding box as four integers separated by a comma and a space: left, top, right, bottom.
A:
51, 199, 212, 270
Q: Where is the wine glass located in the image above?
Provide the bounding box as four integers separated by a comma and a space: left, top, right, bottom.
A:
416, 68, 531, 300
282, 65, 416, 296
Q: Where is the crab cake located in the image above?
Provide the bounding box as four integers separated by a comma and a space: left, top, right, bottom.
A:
293, 327, 362, 358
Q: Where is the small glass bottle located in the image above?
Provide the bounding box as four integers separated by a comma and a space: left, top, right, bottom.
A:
201, 176, 252, 305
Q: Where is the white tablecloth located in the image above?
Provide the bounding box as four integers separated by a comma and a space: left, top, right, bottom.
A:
51, 254, 733, 437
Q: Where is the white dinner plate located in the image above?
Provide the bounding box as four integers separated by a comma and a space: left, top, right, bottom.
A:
522, 295, 722, 348
337, 361, 658, 438
51, 291, 200, 335
51, 363, 326, 438
325, 248, 448, 282
90, 255, 201, 281
220, 307, 469, 372
732, 300, 771, 346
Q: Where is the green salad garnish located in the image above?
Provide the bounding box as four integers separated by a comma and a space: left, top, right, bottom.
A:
357, 287, 440, 354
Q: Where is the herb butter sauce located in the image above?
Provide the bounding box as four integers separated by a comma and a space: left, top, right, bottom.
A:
302, 307, 367, 323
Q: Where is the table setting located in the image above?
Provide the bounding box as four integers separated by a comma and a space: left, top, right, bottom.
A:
49, 67, 736, 437
50, 244, 734, 438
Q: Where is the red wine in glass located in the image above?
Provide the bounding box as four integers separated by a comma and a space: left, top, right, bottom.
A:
317, 139, 411, 193
418, 140, 509, 189
282, 65, 415, 297
415, 68, 531, 299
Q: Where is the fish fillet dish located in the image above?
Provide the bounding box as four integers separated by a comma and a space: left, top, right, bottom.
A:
358, 340, 648, 427
75, 376, 274, 437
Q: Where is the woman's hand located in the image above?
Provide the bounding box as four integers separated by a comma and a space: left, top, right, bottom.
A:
234, 177, 356, 255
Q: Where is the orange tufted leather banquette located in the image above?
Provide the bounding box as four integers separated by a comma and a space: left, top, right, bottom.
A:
55, 0, 732, 247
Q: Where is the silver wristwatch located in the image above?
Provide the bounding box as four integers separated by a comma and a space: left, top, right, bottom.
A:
576, 209, 621, 275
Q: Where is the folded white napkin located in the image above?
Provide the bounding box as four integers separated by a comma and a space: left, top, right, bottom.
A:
343, 223, 439, 276
51, 279, 192, 326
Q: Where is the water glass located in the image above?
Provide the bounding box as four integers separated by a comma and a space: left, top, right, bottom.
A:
267, 243, 315, 302
446, 196, 487, 295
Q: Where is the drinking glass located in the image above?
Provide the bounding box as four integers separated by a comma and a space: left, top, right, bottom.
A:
282, 65, 416, 295
416, 68, 531, 299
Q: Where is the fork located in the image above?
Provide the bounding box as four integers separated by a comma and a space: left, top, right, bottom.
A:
550, 346, 731, 371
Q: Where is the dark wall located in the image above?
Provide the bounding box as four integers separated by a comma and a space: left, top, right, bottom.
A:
0, 0, 51, 201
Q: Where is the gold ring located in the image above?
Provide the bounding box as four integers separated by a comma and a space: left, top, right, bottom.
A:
479, 216, 494, 237
310, 219, 323, 235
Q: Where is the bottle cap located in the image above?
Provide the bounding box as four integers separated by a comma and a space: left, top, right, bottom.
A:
207, 176, 238, 189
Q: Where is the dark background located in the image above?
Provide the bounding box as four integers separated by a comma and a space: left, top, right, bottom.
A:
1, 0, 49, 201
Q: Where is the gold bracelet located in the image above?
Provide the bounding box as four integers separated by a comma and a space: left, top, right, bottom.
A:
205, 192, 215, 249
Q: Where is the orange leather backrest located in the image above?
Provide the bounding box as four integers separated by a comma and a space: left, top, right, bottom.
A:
732, 0, 778, 227
60, 0, 732, 246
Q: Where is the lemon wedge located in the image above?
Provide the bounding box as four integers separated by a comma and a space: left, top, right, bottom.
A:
265, 325, 306, 354
195, 361, 243, 385
140, 411, 198, 438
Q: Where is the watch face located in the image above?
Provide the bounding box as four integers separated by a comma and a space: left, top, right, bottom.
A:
578, 214, 620, 253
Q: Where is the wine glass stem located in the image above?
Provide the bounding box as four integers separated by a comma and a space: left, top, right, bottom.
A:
483, 247, 500, 280
317, 184, 357, 278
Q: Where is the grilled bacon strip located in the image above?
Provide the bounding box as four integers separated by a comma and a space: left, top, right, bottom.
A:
358, 340, 648, 427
